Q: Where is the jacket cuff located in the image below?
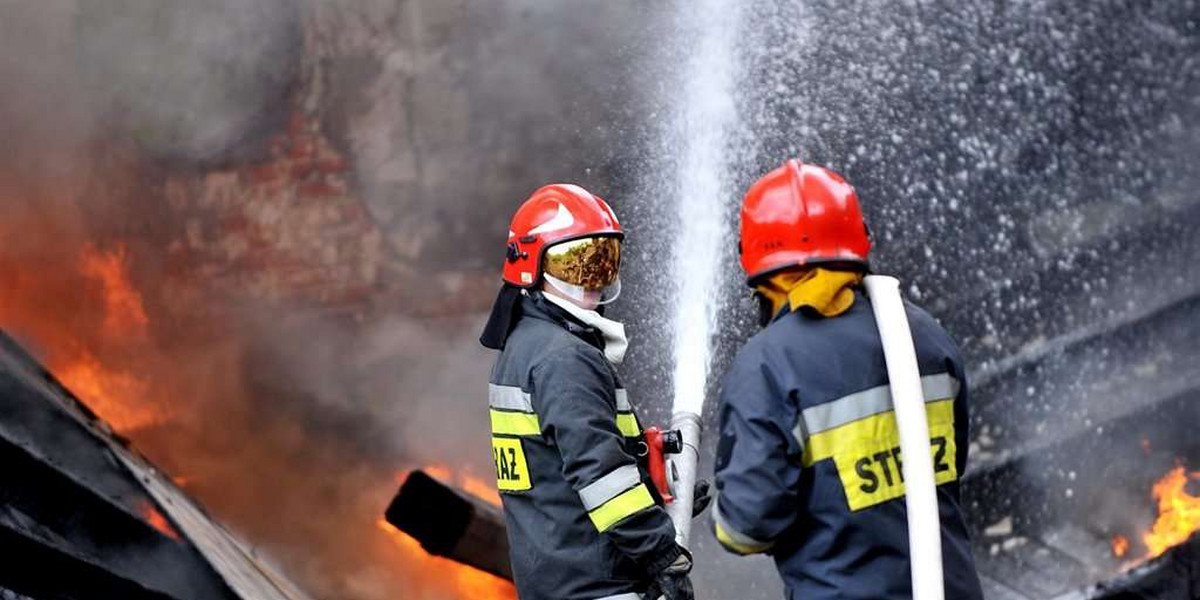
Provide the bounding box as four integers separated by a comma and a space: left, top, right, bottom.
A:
641, 539, 682, 576
713, 497, 776, 555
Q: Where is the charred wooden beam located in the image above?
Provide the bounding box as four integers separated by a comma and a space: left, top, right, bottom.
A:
1088, 531, 1200, 600
0, 433, 176, 555
384, 470, 512, 581
0, 330, 314, 600
0, 522, 181, 600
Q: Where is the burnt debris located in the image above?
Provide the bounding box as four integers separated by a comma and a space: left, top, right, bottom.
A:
0, 330, 314, 600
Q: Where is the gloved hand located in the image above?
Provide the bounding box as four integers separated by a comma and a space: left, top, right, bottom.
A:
647, 546, 694, 600
691, 479, 712, 518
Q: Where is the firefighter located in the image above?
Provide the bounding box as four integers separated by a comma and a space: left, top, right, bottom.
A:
480, 184, 693, 600
711, 159, 985, 600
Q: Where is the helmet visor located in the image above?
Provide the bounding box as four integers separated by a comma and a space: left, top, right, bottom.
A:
543, 236, 621, 290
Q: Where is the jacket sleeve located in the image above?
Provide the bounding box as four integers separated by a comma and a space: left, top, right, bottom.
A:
711, 344, 803, 555
532, 344, 681, 575
949, 356, 971, 477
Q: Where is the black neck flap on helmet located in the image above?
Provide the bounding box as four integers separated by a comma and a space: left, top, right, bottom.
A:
479, 283, 524, 350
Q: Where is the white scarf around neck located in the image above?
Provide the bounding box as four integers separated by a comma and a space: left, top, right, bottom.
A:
541, 292, 629, 365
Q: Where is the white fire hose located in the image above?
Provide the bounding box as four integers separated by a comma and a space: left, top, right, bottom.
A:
864, 274, 945, 600
665, 411, 702, 548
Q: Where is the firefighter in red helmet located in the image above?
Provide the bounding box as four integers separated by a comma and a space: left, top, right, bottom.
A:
481, 184, 694, 600
712, 160, 984, 600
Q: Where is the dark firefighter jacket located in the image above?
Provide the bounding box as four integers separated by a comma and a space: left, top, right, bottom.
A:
488, 292, 680, 600
712, 289, 984, 600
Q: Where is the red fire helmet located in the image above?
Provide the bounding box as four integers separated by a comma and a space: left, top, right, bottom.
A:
739, 159, 871, 285
502, 184, 623, 288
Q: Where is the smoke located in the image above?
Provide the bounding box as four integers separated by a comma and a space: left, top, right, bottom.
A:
10, 0, 1195, 598
126, 310, 499, 598
0, 3, 471, 597
0, 1, 669, 599
74, 0, 301, 164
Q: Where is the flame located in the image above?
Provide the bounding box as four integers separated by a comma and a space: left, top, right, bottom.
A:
375, 467, 513, 600
0, 240, 167, 432
1143, 466, 1200, 558
56, 350, 165, 430
0, 117, 487, 600
1112, 465, 1200, 562
376, 519, 515, 600
79, 243, 149, 337
422, 465, 502, 507
137, 498, 182, 541
1111, 535, 1129, 559
53, 245, 167, 431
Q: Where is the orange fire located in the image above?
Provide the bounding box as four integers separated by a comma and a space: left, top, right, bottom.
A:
2, 191, 499, 600
1111, 535, 1129, 559
378, 467, 514, 600
1112, 465, 1200, 562
56, 350, 164, 430
376, 520, 516, 600
79, 243, 150, 337
137, 498, 183, 541
54, 245, 169, 431
421, 465, 502, 507
1, 241, 167, 432
1143, 466, 1200, 558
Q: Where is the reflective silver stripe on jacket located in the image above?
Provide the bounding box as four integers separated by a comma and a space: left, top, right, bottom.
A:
489, 383, 534, 413
594, 593, 643, 600
578, 464, 642, 511
615, 388, 632, 411
792, 372, 960, 445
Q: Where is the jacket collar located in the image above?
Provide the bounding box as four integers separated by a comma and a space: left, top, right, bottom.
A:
521, 292, 606, 350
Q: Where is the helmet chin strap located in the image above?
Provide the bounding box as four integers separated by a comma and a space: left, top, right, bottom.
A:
540, 280, 628, 365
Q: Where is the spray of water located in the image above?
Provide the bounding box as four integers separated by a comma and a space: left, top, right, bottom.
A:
670, 0, 742, 417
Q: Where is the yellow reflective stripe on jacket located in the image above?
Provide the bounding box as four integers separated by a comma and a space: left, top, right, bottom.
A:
712, 498, 775, 555
803, 399, 958, 511
492, 437, 532, 491
715, 521, 768, 555
491, 403, 636, 438
615, 388, 640, 437
588, 483, 655, 532
490, 409, 541, 436
616, 413, 641, 437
